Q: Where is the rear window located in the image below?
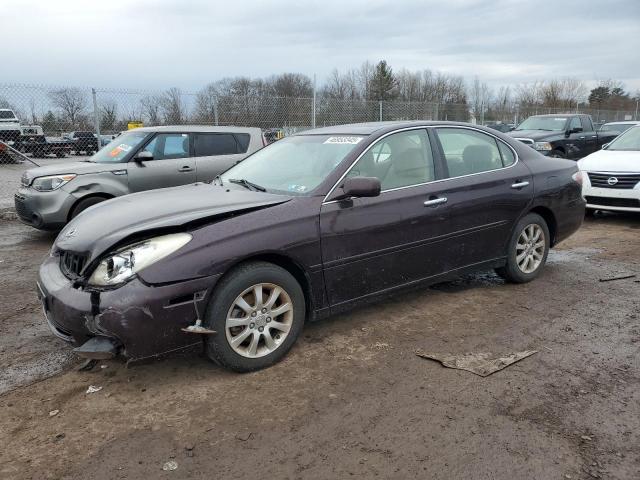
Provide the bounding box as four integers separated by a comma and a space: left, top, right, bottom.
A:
235, 133, 251, 153
194, 133, 238, 156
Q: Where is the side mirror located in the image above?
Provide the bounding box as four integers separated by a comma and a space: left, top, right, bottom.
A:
336, 176, 381, 200
601, 143, 609, 150
134, 150, 153, 162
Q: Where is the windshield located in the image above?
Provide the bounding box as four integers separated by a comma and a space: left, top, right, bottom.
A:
0, 110, 17, 120
90, 131, 149, 163
600, 123, 635, 133
220, 134, 365, 195
515, 116, 568, 131
606, 126, 640, 151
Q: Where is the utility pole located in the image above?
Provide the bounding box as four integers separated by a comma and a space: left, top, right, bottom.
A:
312, 74, 316, 128
91, 88, 101, 146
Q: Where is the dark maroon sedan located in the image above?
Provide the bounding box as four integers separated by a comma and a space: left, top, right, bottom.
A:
38, 121, 585, 371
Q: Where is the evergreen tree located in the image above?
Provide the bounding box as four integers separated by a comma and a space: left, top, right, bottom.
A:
369, 60, 398, 101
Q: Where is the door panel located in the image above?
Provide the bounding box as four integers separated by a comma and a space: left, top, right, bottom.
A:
193, 133, 246, 182
433, 127, 533, 268
127, 133, 196, 192
320, 185, 450, 306
320, 128, 448, 306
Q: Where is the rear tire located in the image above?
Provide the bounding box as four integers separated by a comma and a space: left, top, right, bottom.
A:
204, 261, 305, 372
496, 213, 550, 283
549, 150, 565, 158
69, 196, 106, 220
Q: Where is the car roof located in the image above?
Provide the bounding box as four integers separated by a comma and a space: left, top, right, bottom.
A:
132, 125, 262, 133
603, 121, 640, 125
294, 120, 473, 136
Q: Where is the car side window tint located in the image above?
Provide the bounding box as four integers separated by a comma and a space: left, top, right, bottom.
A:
347, 129, 435, 190
194, 133, 238, 157
436, 128, 503, 177
235, 133, 250, 153
142, 134, 190, 160
497, 141, 516, 167
569, 117, 582, 131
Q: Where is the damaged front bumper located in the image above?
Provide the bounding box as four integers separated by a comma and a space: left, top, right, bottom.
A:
37, 254, 221, 361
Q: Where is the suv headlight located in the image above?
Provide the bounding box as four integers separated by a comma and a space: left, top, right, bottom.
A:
88, 233, 192, 286
32, 174, 77, 191
533, 142, 553, 151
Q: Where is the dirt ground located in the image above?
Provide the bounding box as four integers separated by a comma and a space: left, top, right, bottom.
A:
0, 213, 638, 480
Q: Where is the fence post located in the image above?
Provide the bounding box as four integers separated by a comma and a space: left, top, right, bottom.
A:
91, 88, 101, 144
312, 74, 317, 128
635, 99, 639, 121
213, 96, 219, 126
379, 101, 383, 121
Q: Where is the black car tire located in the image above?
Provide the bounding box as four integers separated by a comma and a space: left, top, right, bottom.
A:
585, 208, 596, 217
496, 213, 550, 283
204, 261, 305, 372
549, 150, 565, 158
69, 196, 106, 220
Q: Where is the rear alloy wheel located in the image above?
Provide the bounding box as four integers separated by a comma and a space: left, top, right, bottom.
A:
496, 213, 550, 283
205, 262, 305, 372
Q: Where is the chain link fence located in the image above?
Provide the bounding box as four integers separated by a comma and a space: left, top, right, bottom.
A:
1, 82, 637, 161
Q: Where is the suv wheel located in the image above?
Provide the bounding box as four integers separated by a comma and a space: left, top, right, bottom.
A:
204, 261, 305, 372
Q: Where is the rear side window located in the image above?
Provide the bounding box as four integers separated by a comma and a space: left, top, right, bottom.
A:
436, 128, 504, 177
235, 133, 251, 153
194, 133, 238, 156
497, 141, 516, 167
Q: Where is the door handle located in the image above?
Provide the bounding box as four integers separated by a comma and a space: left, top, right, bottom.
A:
423, 197, 448, 207
511, 181, 530, 189
178, 166, 194, 172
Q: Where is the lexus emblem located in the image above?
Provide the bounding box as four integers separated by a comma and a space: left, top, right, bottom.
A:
63, 227, 77, 238
607, 177, 618, 186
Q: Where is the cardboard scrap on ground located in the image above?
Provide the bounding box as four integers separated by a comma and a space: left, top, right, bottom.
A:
415, 350, 538, 377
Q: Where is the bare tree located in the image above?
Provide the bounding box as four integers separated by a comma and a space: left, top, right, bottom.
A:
468, 76, 492, 122
140, 95, 162, 125
100, 101, 118, 132
161, 88, 185, 124
48, 87, 87, 127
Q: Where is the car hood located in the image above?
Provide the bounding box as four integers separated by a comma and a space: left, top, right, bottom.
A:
578, 149, 640, 173
507, 130, 561, 141
24, 161, 122, 184
54, 183, 292, 262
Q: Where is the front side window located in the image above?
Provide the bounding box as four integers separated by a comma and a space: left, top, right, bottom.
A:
347, 129, 435, 190
220, 134, 364, 195
142, 133, 190, 160
569, 117, 582, 131
194, 133, 238, 156
580, 116, 594, 132
436, 128, 504, 177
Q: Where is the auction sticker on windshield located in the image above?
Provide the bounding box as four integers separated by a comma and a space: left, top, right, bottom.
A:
324, 136, 363, 145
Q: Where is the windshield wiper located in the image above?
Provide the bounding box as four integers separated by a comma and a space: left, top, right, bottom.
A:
228, 178, 266, 192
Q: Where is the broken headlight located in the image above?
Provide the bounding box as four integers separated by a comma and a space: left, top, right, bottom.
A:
87, 233, 192, 286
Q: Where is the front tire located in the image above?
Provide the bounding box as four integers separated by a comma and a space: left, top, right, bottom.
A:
549, 150, 565, 158
69, 196, 106, 220
496, 213, 550, 283
204, 261, 305, 372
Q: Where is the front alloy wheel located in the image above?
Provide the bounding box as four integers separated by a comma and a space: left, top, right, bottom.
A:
226, 283, 293, 358
205, 261, 305, 372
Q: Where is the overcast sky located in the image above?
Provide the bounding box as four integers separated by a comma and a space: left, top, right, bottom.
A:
3, 0, 640, 95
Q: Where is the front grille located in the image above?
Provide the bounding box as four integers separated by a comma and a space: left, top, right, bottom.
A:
14, 194, 32, 221
585, 196, 640, 208
60, 251, 89, 278
588, 172, 640, 189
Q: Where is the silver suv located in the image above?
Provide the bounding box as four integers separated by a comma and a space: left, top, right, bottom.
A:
15, 126, 264, 230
